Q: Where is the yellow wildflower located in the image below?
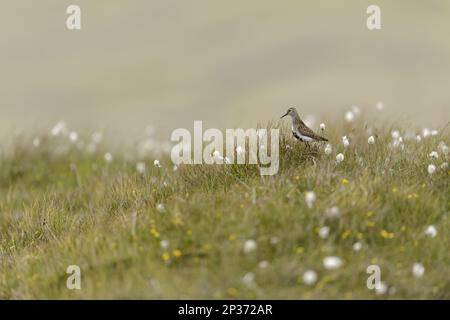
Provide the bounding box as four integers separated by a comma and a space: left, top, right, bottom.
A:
162, 252, 170, 262
173, 216, 184, 226
407, 193, 418, 200
380, 229, 395, 239
173, 249, 182, 258
227, 288, 238, 297
342, 178, 349, 185
150, 228, 160, 238
316, 275, 332, 290
366, 221, 375, 228
341, 229, 352, 239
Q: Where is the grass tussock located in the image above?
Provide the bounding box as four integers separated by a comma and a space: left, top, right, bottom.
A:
0, 118, 449, 299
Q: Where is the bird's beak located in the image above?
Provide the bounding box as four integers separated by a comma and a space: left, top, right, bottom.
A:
280, 112, 288, 119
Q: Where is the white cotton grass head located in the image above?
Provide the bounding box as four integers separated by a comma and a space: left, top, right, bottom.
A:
428, 151, 439, 159
32, 137, 40, 148
431, 129, 438, 136
325, 206, 340, 219
422, 128, 431, 138
336, 153, 345, 163
243, 239, 257, 254
391, 130, 401, 140
303, 270, 318, 286
351, 105, 360, 116
305, 191, 316, 209
91, 131, 103, 144
424, 225, 437, 238
160, 239, 169, 249
352, 241, 363, 251
69, 131, 78, 142
258, 260, 269, 269
156, 203, 165, 213
376, 101, 384, 111
342, 136, 350, 148
345, 111, 355, 123
391, 136, 404, 149
323, 256, 342, 270
153, 159, 161, 167
104, 152, 113, 163
324, 144, 332, 155
427, 164, 436, 175
319, 123, 326, 130
440, 162, 448, 170
368, 136, 375, 145
242, 272, 256, 289
438, 141, 449, 155
51, 121, 68, 137
269, 237, 279, 245
136, 162, 146, 174
173, 165, 178, 172
416, 135, 422, 142
318, 226, 330, 239
412, 263, 425, 278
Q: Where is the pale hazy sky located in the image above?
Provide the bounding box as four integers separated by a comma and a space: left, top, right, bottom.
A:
1, 1, 449, 141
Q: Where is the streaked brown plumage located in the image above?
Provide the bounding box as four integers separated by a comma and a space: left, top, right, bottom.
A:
280, 107, 328, 142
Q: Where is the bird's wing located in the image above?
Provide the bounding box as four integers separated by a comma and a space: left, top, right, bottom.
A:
298, 121, 328, 141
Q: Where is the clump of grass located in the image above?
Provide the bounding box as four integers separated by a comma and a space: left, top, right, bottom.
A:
0, 118, 448, 299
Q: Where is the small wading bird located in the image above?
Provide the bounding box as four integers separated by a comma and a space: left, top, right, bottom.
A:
280, 107, 328, 144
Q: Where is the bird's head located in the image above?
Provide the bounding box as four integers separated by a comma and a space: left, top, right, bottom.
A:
280, 107, 298, 119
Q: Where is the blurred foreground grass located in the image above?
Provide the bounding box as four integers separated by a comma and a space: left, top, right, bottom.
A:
0, 117, 449, 299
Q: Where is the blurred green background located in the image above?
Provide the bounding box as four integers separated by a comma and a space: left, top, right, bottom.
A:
1, 1, 449, 141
